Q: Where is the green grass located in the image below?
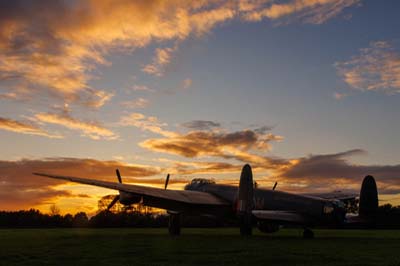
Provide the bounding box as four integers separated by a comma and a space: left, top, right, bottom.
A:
1, 228, 400, 266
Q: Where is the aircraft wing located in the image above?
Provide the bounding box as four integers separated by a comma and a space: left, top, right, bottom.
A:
252, 210, 308, 224
34, 173, 230, 212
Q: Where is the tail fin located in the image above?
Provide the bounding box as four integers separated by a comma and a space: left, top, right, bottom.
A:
359, 175, 378, 219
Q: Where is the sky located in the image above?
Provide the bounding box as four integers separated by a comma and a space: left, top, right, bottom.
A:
1, 0, 400, 214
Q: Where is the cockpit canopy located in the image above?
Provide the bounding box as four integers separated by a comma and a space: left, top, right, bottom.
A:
184, 178, 215, 190
190, 178, 216, 185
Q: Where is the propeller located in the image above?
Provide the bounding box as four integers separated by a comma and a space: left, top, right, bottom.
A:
272, 182, 278, 191
164, 174, 170, 190
107, 169, 123, 211
116, 169, 122, 183
107, 195, 120, 211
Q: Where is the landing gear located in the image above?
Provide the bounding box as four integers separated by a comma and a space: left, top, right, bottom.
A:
239, 214, 252, 236
303, 228, 314, 239
168, 213, 181, 236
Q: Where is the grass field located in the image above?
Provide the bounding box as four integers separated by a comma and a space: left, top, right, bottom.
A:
1, 228, 400, 266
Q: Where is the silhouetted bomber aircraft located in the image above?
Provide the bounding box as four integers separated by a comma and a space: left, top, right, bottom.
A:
34, 164, 378, 238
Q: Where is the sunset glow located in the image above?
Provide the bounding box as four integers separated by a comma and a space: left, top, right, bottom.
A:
1, 0, 400, 214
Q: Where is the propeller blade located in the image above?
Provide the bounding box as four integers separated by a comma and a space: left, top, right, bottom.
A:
107, 195, 120, 211
116, 169, 122, 183
272, 182, 278, 191
164, 174, 170, 190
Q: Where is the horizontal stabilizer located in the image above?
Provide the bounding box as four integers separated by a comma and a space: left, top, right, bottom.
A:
344, 214, 368, 224
304, 191, 357, 201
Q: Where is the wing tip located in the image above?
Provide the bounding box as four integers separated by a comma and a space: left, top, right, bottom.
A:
33, 172, 45, 176
33, 172, 54, 178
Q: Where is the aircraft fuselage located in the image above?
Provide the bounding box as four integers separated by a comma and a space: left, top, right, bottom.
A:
185, 182, 346, 226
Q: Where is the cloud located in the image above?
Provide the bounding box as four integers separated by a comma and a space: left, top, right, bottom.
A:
0, 117, 62, 138
174, 161, 242, 175
335, 41, 400, 94
158, 147, 400, 197
181, 120, 221, 130
282, 149, 367, 179
1, 151, 399, 211
0, 0, 358, 108
121, 98, 149, 109
182, 78, 193, 89
240, 0, 360, 24
276, 149, 400, 194
121, 113, 286, 169
142, 46, 177, 76
253, 125, 274, 134
132, 85, 154, 92
333, 92, 347, 100
119, 112, 176, 137
0, 92, 18, 100
0, 157, 162, 210
34, 112, 117, 140
140, 129, 284, 167
0, 1, 234, 105
0, 188, 78, 211
83, 90, 114, 109
156, 157, 273, 181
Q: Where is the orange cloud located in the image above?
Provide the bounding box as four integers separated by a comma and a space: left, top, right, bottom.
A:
84, 90, 115, 109
2, 151, 400, 211
0, 158, 162, 211
120, 113, 286, 169
121, 98, 150, 109
119, 112, 177, 137
141, 130, 283, 158
182, 78, 193, 89
333, 92, 347, 100
162, 159, 248, 176
0, 1, 235, 106
142, 46, 177, 76
0, 117, 62, 138
0, 0, 358, 108
34, 112, 117, 140
335, 41, 400, 94
0, 92, 18, 100
140, 129, 285, 171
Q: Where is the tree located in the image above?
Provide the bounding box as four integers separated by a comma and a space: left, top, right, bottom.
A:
97, 194, 123, 213
72, 212, 89, 227
49, 204, 60, 216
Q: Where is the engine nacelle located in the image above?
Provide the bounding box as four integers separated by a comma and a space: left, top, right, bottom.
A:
237, 164, 254, 235
119, 191, 142, 205
257, 221, 280, 233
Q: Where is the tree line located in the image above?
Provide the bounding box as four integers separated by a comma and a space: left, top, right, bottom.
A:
374, 204, 400, 228
0, 204, 399, 228
0, 209, 169, 228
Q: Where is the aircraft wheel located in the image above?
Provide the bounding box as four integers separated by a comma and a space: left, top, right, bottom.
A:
303, 228, 314, 239
168, 213, 181, 236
